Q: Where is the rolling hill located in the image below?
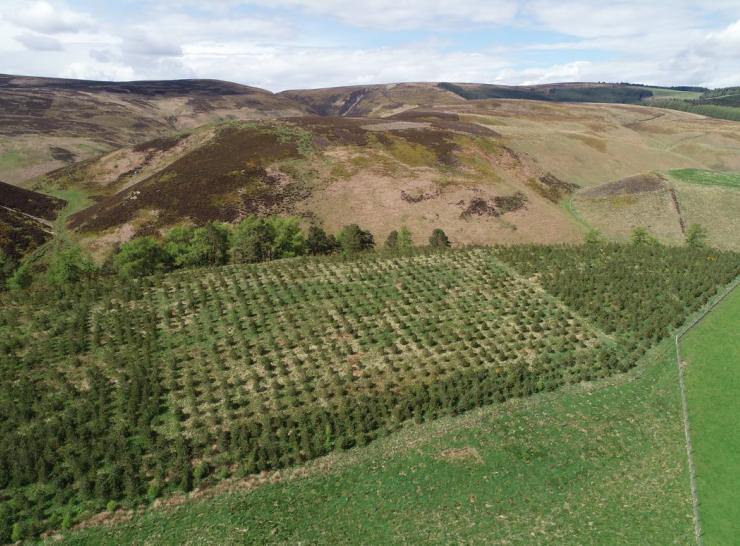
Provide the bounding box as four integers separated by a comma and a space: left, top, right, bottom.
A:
1, 74, 739, 261
278, 82, 466, 117
46, 113, 584, 258
38, 96, 740, 258
2, 72, 740, 543
0, 74, 306, 185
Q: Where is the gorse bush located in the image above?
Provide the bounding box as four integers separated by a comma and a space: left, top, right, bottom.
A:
0, 243, 737, 539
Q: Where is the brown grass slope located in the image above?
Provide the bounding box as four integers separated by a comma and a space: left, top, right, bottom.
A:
459, 100, 740, 186
52, 95, 740, 255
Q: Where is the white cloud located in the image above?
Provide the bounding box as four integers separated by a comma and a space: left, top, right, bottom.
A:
15, 32, 63, 51
1, 1, 740, 90
232, 0, 519, 30
61, 60, 136, 81
123, 32, 182, 57
89, 49, 115, 63
703, 19, 740, 54
7, 1, 96, 34
178, 42, 510, 90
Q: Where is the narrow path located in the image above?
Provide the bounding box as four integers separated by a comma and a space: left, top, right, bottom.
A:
674, 278, 740, 546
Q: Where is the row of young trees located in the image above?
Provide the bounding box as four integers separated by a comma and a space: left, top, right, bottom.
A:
581, 224, 710, 248
0, 219, 710, 292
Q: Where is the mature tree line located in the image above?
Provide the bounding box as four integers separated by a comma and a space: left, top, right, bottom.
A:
1, 217, 452, 290
0, 216, 714, 292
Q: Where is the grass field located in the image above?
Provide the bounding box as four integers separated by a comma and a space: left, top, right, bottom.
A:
59, 339, 693, 545
682, 286, 740, 545
0, 150, 28, 170
641, 87, 703, 101
669, 169, 740, 189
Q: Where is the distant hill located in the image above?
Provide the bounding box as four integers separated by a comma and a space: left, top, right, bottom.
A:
0, 74, 307, 143
44, 97, 740, 258
278, 82, 465, 117
648, 86, 740, 122
2, 74, 739, 259
1, 75, 730, 186
0, 74, 308, 185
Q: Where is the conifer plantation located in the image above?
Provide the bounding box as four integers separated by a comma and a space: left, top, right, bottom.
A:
1, 243, 738, 541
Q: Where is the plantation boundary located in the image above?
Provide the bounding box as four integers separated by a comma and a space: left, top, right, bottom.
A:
674, 276, 740, 546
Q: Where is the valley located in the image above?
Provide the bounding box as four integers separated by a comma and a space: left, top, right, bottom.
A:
0, 74, 739, 544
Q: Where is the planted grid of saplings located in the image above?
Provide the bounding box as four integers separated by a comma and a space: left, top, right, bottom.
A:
88, 250, 617, 452
7, 244, 733, 539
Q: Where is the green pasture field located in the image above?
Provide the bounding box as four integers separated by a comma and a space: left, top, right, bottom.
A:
682, 286, 740, 545
669, 169, 740, 190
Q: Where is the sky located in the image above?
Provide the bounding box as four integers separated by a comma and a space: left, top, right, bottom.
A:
1, 1, 740, 91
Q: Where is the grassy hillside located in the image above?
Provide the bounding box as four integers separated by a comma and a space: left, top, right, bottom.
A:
651, 87, 740, 122
669, 169, 740, 189
24, 94, 739, 260
682, 287, 740, 545
1, 244, 738, 541
456, 100, 740, 191
651, 100, 740, 122
60, 338, 692, 545
4, 74, 740, 255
